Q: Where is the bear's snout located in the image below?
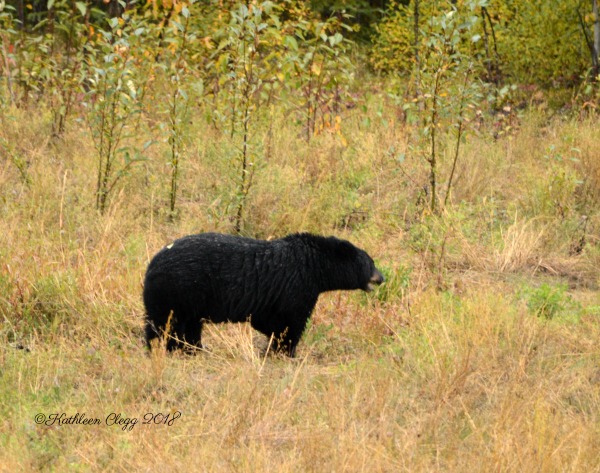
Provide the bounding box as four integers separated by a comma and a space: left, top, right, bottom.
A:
366, 269, 385, 292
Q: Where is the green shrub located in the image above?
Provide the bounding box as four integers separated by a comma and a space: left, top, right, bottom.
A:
370, 264, 411, 304
523, 282, 574, 320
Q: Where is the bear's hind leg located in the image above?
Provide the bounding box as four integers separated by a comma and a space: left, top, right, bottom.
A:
144, 310, 177, 350
164, 316, 201, 353
180, 319, 204, 354
145, 317, 160, 350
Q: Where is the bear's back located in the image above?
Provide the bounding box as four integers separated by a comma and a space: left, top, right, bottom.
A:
146, 232, 286, 277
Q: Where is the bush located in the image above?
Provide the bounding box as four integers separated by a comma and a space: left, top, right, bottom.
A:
523, 282, 574, 320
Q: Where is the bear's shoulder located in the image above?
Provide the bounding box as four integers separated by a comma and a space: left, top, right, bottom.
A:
282, 233, 358, 257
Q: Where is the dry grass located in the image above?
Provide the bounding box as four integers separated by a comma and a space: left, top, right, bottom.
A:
1, 102, 599, 472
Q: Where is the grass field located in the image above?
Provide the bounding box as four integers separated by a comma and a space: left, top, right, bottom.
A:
1, 100, 599, 471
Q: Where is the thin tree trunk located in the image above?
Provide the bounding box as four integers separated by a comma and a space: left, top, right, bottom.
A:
0, 33, 15, 105
17, 0, 25, 29
413, 0, 421, 102
444, 64, 473, 208
169, 88, 179, 215
593, 0, 600, 78
429, 69, 442, 214
235, 98, 251, 234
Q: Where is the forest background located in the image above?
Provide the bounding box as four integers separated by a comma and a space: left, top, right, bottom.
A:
1, 0, 600, 471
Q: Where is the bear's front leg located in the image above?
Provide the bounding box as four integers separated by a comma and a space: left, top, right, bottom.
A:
274, 316, 310, 358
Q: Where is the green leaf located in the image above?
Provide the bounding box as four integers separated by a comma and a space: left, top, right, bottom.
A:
192, 81, 204, 96
75, 1, 86, 15
216, 39, 229, 51
284, 35, 298, 51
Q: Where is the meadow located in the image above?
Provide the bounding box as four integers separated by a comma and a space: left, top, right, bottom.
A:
1, 94, 599, 472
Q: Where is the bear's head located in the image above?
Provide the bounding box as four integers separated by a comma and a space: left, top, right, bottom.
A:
311, 235, 385, 293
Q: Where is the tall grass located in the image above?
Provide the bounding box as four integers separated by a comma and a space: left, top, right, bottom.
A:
0, 99, 599, 471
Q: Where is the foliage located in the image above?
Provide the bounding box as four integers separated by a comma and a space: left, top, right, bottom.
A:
209, 1, 283, 233
0, 0, 95, 134
370, 0, 420, 74
1, 32, 600, 467
404, 1, 487, 213
371, 0, 592, 89
370, 264, 411, 304
281, 6, 355, 141
0, 3, 18, 105
1, 0, 599, 223
493, 0, 589, 86
307, 0, 390, 41
83, 12, 153, 214
522, 282, 577, 320
39, 0, 93, 136
370, 0, 474, 75
156, 0, 203, 218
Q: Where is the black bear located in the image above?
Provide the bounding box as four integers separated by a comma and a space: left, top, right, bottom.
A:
143, 232, 384, 357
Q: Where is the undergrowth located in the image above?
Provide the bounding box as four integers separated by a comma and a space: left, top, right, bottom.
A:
1, 94, 599, 471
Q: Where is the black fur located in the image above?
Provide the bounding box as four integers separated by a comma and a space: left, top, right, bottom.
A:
143, 232, 384, 357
